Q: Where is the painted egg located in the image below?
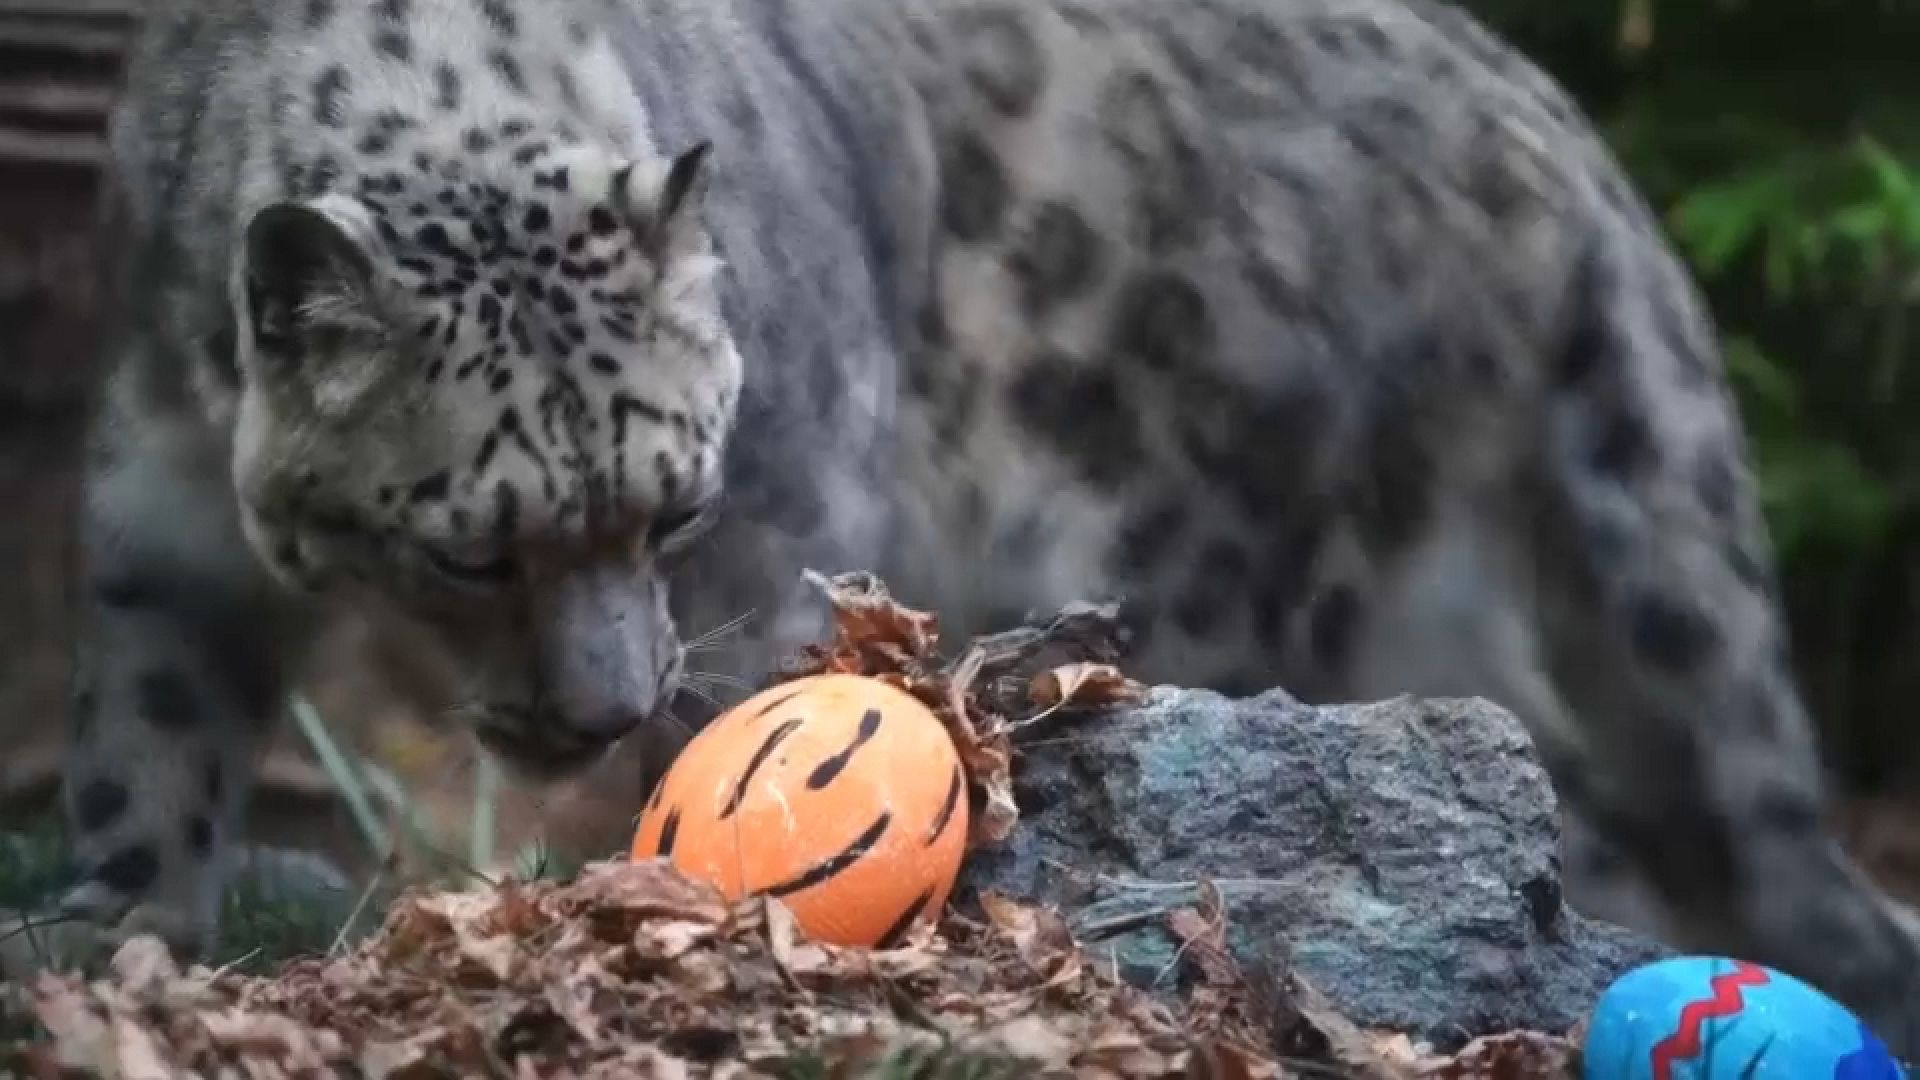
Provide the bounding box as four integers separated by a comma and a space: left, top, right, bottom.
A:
1584, 955, 1905, 1079
631, 673, 970, 947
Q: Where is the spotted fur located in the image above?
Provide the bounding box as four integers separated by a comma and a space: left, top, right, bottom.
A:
49, 0, 1920, 1052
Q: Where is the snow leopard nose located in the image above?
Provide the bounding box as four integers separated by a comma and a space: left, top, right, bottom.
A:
532, 557, 680, 741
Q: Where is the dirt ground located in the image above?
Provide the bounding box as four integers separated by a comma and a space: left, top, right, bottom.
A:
3, 1, 1920, 914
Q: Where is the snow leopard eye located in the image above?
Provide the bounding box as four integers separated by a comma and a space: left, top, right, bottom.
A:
419, 544, 519, 589
647, 499, 716, 555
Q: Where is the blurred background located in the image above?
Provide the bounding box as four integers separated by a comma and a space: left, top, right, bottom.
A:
3, 0, 1920, 921
1474, 0, 1920, 890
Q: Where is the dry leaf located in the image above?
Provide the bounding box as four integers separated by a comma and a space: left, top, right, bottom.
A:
1183, 1040, 1283, 1080
1286, 972, 1414, 1080
635, 917, 721, 960
108, 936, 181, 995
30, 973, 114, 1071
1414, 1030, 1579, 1078
764, 895, 834, 980
1165, 883, 1238, 990
970, 771, 1020, 848
1028, 663, 1146, 711
979, 891, 1082, 989
794, 570, 943, 673
453, 930, 520, 984
1373, 1032, 1439, 1066
107, 1013, 172, 1080
974, 1014, 1077, 1066
560, 858, 731, 924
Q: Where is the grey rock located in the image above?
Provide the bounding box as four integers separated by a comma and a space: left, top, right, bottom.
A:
231, 845, 353, 910
959, 686, 1668, 1047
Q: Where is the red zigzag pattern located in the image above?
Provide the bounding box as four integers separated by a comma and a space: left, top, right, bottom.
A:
1649, 960, 1772, 1080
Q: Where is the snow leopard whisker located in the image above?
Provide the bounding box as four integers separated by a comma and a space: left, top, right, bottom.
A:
686, 608, 758, 652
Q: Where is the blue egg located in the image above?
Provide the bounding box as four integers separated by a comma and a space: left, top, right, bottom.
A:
1583, 955, 1906, 1080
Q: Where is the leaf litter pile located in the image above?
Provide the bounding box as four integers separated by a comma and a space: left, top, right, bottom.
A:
6, 572, 1584, 1078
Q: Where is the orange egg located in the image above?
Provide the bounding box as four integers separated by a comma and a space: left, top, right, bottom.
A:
631, 673, 970, 947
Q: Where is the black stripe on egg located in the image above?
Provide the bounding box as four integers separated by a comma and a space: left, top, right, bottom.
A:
762, 811, 891, 898
807, 707, 883, 789
927, 765, 963, 845
876, 886, 936, 949
721, 717, 804, 819
655, 806, 681, 858
753, 687, 804, 718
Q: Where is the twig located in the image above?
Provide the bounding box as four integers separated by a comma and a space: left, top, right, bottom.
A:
1074, 907, 1177, 940
209, 947, 261, 978
0, 910, 76, 948
1038, 857, 1299, 894
329, 865, 389, 958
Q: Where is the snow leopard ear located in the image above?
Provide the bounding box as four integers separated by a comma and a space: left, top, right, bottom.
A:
240, 196, 381, 362
614, 140, 713, 260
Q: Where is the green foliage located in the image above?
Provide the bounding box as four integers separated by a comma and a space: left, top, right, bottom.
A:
1474, 0, 1920, 566
0, 824, 71, 915
0, 824, 352, 979
1668, 133, 1920, 563
212, 869, 367, 975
